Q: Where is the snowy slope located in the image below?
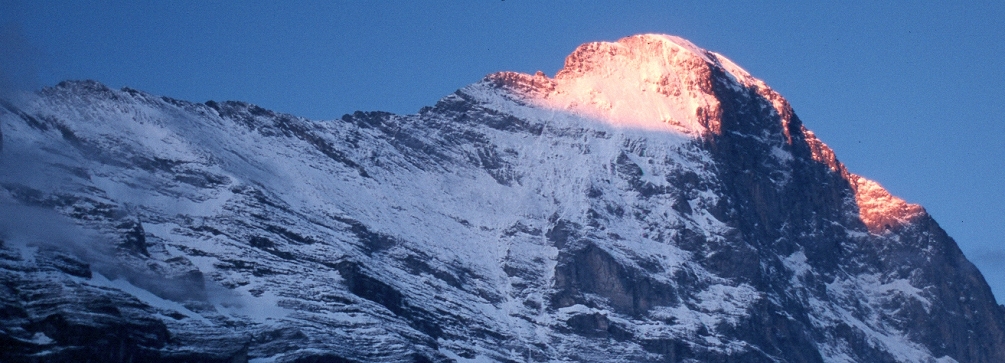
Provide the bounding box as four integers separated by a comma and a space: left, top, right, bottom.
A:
1, 34, 1003, 363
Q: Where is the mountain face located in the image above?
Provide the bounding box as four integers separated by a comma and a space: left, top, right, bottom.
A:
1, 34, 1003, 363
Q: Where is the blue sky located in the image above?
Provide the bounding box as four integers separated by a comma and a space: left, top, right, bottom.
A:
4, 1, 1004, 300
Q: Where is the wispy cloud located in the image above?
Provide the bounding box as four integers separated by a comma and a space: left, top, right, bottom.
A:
0, 21, 44, 99
969, 249, 1005, 266
0, 198, 210, 302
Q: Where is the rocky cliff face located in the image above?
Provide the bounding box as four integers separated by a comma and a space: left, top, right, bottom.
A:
0, 34, 1002, 363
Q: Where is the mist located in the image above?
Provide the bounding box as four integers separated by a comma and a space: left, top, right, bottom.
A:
0, 197, 211, 303
0, 21, 43, 100
0, 91, 233, 311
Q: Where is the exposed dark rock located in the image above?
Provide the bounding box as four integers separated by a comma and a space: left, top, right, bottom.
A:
118, 219, 148, 256
553, 243, 678, 316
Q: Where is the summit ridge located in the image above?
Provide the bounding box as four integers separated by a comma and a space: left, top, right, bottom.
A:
486, 34, 768, 135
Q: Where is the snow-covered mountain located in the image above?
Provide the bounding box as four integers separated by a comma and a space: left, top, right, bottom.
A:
1, 34, 1003, 363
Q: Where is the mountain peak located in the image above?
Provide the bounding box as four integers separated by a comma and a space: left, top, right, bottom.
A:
555, 34, 715, 80
482, 33, 925, 246
484, 34, 770, 135
4, 34, 1003, 363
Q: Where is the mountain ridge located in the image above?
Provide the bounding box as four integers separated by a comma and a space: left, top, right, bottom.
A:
1, 34, 1003, 363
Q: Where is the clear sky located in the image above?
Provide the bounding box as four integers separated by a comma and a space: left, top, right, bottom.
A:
3, 1, 1004, 300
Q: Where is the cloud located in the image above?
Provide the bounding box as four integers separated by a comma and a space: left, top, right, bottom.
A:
965, 249, 1005, 302
0, 21, 44, 99
969, 249, 1005, 266
0, 199, 105, 258
0, 198, 210, 303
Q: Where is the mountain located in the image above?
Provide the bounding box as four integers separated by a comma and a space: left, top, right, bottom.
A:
1, 34, 1003, 363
